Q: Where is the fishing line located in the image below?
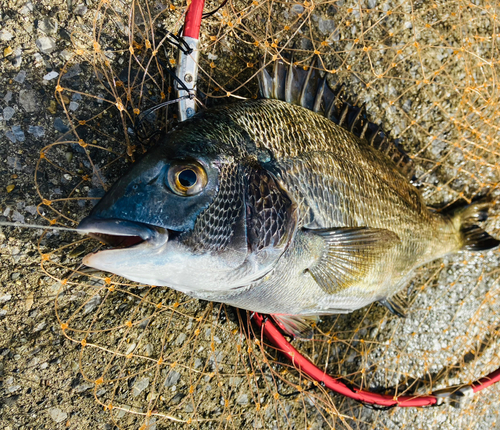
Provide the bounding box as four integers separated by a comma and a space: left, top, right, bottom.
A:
134, 95, 191, 142
0, 221, 80, 233
202, 0, 228, 18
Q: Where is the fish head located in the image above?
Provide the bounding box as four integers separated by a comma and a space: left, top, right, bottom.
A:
78, 110, 296, 295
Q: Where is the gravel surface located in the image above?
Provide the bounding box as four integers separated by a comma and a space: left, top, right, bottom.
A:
1, 1, 500, 429
1, 1, 115, 427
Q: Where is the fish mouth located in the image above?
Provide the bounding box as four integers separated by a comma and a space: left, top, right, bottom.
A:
77, 217, 170, 249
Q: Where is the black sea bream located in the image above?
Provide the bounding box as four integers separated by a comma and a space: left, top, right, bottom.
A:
78, 60, 499, 337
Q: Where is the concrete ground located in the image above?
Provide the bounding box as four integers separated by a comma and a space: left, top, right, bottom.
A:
1, 0, 500, 429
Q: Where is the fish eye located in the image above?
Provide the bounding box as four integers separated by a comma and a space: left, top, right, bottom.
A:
167, 163, 207, 196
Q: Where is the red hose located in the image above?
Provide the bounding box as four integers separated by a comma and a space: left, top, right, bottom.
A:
184, 0, 205, 39
472, 367, 500, 392
253, 313, 439, 407
253, 313, 500, 406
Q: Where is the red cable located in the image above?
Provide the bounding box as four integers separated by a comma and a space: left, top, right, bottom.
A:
472, 367, 500, 392
253, 313, 439, 407
254, 313, 500, 406
183, 0, 205, 39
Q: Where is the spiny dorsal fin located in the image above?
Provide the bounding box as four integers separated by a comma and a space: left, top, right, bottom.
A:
306, 227, 400, 295
258, 57, 415, 179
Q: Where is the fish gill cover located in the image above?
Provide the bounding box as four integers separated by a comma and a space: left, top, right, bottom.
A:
3, 0, 500, 428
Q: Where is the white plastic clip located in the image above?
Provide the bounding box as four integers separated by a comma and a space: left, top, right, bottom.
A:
176, 36, 200, 121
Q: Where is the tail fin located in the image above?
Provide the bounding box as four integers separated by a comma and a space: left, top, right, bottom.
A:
453, 202, 499, 251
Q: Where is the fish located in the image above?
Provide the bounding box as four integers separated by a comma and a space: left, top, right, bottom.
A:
77, 59, 499, 338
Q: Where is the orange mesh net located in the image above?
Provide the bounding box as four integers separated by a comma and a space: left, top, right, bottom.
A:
33, 0, 500, 428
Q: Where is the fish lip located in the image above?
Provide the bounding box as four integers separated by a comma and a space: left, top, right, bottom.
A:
77, 217, 169, 248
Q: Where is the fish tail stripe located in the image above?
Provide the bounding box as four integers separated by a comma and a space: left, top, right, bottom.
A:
359, 121, 370, 141
452, 202, 500, 251
338, 104, 350, 129
272, 60, 287, 100
313, 78, 326, 113
285, 59, 294, 104
299, 57, 313, 108
272, 60, 279, 99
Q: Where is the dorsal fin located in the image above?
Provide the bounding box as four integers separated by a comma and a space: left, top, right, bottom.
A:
258, 57, 415, 180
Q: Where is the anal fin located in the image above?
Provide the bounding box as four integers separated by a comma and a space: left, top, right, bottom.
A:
378, 295, 407, 318
271, 314, 319, 339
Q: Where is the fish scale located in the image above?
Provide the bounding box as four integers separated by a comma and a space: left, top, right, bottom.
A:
78, 63, 499, 338
180, 100, 452, 312
224, 100, 427, 228
185, 162, 244, 253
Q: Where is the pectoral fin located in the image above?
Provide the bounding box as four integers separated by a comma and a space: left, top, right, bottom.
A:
307, 227, 400, 295
271, 314, 319, 339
